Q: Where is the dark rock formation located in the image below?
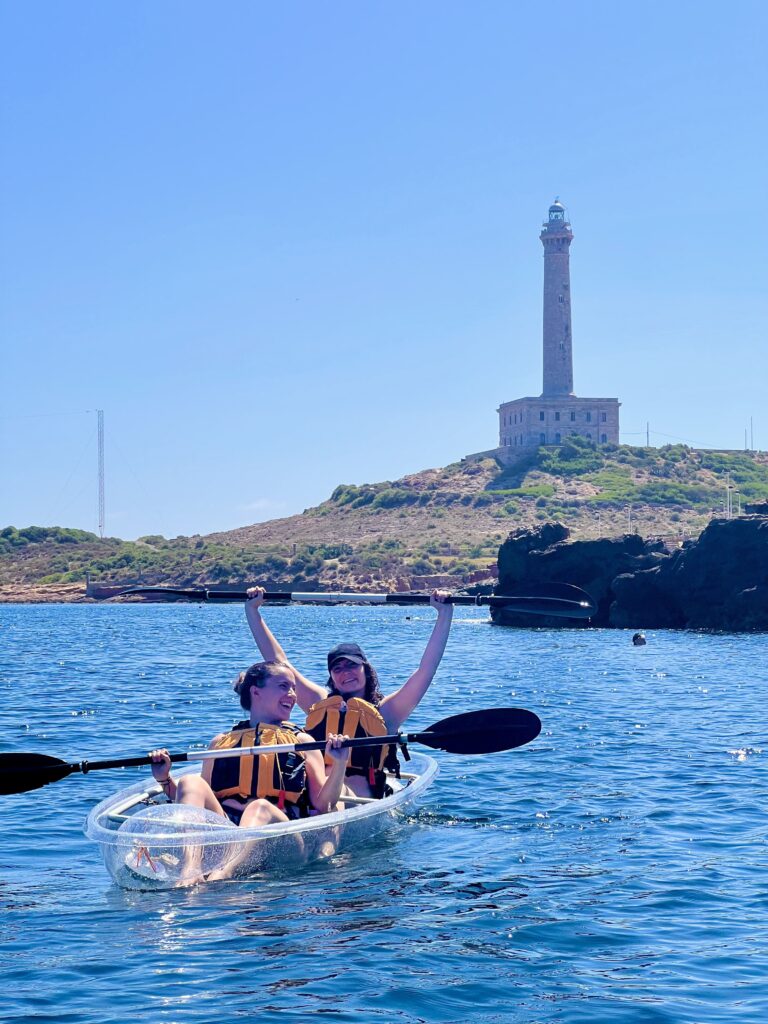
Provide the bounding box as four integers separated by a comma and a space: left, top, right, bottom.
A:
493, 515, 768, 631
610, 516, 768, 630
493, 524, 666, 627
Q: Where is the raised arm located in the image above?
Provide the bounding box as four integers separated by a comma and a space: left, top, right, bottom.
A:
244, 587, 328, 711
379, 590, 454, 731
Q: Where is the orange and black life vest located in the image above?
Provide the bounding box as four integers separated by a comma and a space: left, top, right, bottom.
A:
200, 720, 308, 813
304, 696, 399, 797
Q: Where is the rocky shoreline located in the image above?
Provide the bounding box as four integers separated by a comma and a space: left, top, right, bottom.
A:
0, 570, 496, 605
0, 583, 92, 604
492, 513, 768, 631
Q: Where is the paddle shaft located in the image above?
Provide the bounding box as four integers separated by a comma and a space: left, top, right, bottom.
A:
201, 591, 535, 606
122, 588, 487, 603
118, 586, 595, 615
0, 707, 541, 795
65, 733, 424, 775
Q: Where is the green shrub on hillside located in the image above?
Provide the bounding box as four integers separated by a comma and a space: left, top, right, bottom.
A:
538, 437, 604, 475
490, 484, 556, 499
584, 469, 637, 502
0, 525, 98, 552
635, 482, 721, 506
371, 488, 419, 509
329, 484, 381, 508
409, 558, 436, 574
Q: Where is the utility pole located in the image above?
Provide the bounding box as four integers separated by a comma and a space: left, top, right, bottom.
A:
646, 421, 650, 447
97, 410, 105, 538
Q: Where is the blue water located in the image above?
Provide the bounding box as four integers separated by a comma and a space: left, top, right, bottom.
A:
0, 604, 766, 1023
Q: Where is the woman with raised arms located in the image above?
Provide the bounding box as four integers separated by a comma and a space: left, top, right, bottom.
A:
244, 587, 453, 799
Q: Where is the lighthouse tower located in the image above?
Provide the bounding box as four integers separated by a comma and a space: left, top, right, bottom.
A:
490, 200, 620, 463
541, 199, 574, 397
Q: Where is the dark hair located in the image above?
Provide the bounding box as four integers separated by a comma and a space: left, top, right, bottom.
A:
327, 661, 383, 706
233, 661, 294, 711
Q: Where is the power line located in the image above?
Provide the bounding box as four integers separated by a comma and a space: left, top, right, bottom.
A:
621, 428, 728, 449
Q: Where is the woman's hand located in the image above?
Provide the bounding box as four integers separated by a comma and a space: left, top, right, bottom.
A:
245, 586, 266, 608
430, 589, 453, 614
149, 748, 172, 783
325, 733, 351, 766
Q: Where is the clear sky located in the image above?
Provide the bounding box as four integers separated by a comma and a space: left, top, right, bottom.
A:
1, 1, 766, 540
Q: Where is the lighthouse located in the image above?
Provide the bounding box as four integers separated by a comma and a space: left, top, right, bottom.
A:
541, 199, 574, 397
492, 200, 620, 461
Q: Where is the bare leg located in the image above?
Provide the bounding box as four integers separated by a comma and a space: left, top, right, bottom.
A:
238, 798, 290, 827
175, 774, 227, 813
206, 799, 301, 880
172, 775, 228, 886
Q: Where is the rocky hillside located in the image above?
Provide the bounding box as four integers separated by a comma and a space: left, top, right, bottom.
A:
2, 441, 767, 600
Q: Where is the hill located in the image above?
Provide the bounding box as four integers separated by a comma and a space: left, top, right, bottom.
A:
2, 441, 768, 600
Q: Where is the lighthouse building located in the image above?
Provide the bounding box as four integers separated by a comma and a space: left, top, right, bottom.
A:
495, 201, 620, 462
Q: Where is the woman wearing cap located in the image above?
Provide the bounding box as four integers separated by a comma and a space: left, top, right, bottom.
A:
244, 588, 453, 798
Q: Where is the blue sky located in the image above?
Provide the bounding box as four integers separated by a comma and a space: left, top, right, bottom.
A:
1, 1, 766, 539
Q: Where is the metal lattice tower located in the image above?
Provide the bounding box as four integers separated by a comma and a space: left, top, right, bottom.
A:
97, 410, 105, 538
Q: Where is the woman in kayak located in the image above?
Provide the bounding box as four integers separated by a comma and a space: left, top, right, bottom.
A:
244, 587, 454, 798
149, 660, 350, 834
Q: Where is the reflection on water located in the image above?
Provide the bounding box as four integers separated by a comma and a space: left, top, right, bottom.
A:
1, 605, 767, 1022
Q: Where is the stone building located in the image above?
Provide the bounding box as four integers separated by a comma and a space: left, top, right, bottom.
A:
493, 200, 620, 464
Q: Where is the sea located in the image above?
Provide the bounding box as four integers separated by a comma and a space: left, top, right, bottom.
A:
0, 602, 766, 1024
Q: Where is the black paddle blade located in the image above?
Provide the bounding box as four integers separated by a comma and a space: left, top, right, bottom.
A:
0, 753, 76, 795
490, 583, 597, 619
116, 586, 210, 601
411, 707, 542, 755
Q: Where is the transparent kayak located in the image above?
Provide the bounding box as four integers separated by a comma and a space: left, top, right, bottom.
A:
84, 751, 438, 890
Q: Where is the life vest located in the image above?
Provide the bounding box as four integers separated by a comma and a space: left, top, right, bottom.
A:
304, 696, 399, 797
200, 720, 308, 813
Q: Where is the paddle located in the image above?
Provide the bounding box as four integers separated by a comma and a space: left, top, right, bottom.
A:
0, 707, 541, 796
114, 583, 596, 619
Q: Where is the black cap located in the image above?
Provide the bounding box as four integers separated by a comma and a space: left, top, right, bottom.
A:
327, 642, 367, 671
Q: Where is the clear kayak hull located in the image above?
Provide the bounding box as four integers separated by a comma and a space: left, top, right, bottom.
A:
84, 751, 438, 889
